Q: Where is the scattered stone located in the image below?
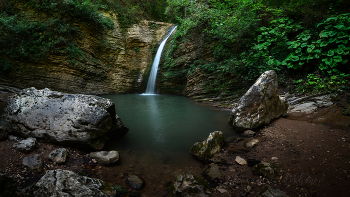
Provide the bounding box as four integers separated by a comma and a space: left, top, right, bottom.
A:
208, 154, 227, 164
246, 138, 259, 148
205, 163, 222, 181
13, 137, 38, 152
0, 171, 17, 197
170, 174, 208, 197
48, 148, 68, 164
246, 185, 252, 192
1, 87, 128, 149
0, 126, 8, 141
8, 135, 18, 141
271, 157, 278, 160
242, 130, 256, 137
228, 70, 288, 131
253, 161, 283, 179
22, 154, 43, 174
125, 175, 144, 190
225, 136, 243, 143
21, 169, 116, 197
235, 156, 247, 165
259, 186, 289, 197
190, 131, 224, 162
217, 187, 228, 193
247, 159, 261, 167
90, 151, 119, 165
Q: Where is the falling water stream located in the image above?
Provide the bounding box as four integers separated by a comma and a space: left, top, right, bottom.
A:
145, 26, 177, 94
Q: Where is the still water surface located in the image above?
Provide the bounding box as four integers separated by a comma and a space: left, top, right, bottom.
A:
101, 94, 238, 166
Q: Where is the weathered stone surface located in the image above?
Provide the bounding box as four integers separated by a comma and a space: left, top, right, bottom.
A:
125, 175, 144, 190
0, 172, 17, 197
287, 94, 334, 114
235, 156, 247, 165
190, 131, 224, 162
90, 151, 119, 165
289, 102, 317, 114
23, 154, 43, 174
205, 163, 222, 181
0, 19, 174, 95
1, 87, 128, 149
246, 138, 259, 148
0, 125, 8, 141
21, 169, 116, 197
253, 161, 283, 179
242, 130, 256, 137
260, 186, 289, 197
48, 148, 68, 164
170, 174, 208, 197
228, 70, 288, 131
13, 137, 38, 152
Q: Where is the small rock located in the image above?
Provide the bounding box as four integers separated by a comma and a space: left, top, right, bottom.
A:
125, 175, 144, 190
242, 130, 255, 137
23, 154, 43, 174
246, 138, 259, 148
225, 136, 243, 143
235, 156, 247, 165
170, 174, 208, 197
8, 135, 18, 141
271, 157, 278, 160
190, 131, 224, 162
253, 161, 283, 179
260, 186, 289, 197
48, 148, 68, 164
90, 151, 119, 165
246, 185, 252, 192
217, 187, 228, 193
205, 163, 222, 181
13, 137, 38, 152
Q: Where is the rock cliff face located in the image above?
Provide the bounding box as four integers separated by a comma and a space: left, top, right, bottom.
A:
0, 11, 174, 94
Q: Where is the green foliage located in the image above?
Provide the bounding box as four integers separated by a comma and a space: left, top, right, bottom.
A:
0, 13, 79, 65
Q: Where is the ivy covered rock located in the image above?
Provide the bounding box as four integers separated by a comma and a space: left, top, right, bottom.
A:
1, 87, 128, 149
228, 70, 288, 131
190, 131, 224, 162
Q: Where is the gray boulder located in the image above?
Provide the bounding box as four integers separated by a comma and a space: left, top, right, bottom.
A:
23, 154, 43, 174
1, 87, 128, 149
48, 148, 68, 164
190, 131, 224, 162
125, 175, 144, 190
205, 163, 222, 181
228, 70, 288, 131
90, 151, 119, 165
13, 137, 38, 152
21, 169, 116, 197
0, 126, 8, 141
170, 174, 208, 197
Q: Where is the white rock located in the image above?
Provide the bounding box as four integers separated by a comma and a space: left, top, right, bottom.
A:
235, 156, 247, 165
246, 138, 259, 148
90, 151, 119, 165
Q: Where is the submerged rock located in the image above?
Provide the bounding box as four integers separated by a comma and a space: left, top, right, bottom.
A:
170, 174, 208, 197
13, 137, 38, 152
1, 87, 128, 149
23, 154, 43, 174
90, 151, 119, 166
228, 70, 288, 131
48, 148, 68, 164
190, 131, 224, 162
21, 169, 116, 197
125, 175, 144, 190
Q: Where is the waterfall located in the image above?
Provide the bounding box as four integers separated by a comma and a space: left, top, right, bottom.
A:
144, 26, 177, 94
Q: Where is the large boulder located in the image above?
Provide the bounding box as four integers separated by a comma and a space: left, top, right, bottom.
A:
0, 87, 128, 149
228, 70, 288, 131
21, 169, 116, 197
190, 131, 224, 162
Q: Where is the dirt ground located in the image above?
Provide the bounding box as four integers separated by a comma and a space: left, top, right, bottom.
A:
0, 92, 349, 197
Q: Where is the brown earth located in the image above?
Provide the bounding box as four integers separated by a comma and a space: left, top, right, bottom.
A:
0, 92, 349, 197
